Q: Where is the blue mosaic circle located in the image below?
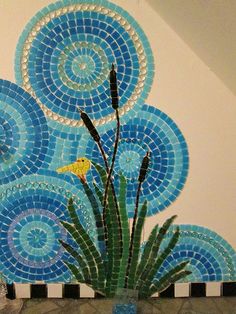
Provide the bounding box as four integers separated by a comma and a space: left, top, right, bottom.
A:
15, 0, 154, 127
42, 118, 87, 170
0, 79, 49, 185
85, 104, 189, 216
0, 172, 96, 283
156, 225, 236, 282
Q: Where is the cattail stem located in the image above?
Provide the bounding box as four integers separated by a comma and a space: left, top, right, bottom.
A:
97, 141, 110, 173
102, 109, 122, 256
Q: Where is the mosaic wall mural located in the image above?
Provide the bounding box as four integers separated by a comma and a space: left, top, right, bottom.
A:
0, 0, 236, 287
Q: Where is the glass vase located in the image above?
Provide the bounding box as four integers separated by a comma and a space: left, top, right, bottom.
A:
112, 288, 138, 314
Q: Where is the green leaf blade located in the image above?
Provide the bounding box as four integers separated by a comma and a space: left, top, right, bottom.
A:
126, 200, 148, 289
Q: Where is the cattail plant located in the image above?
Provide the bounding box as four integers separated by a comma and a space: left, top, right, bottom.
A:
59, 65, 191, 299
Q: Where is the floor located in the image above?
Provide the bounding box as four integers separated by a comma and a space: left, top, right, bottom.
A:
1, 297, 236, 314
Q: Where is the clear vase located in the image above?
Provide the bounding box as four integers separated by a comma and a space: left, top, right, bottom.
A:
112, 288, 138, 314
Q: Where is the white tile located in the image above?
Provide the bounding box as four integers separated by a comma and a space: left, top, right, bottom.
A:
174, 283, 190, 297
47, 283, 63, 298
79, 284, 95, 298
206, 282, 221, 297
14, 283, 31, 299
151, 292, 159, 298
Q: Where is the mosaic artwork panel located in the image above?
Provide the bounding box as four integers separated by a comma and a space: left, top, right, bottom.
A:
15, 0, 154, 128
85, 104, 189, 216
0, 79, 49, 185
1, 0, 234, 288
156, 225, 236, 282
0, 171, 97, 283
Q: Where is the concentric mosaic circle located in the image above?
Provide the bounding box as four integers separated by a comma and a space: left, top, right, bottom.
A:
85, 104, 189, 216
44, 118, 87, 170
15, 0, 154, 127
156, 225, 236, 282
0, 79, 49, 185
0, 172, 96, 283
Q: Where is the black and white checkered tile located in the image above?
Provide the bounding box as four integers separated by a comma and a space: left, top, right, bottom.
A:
6, 282, 236, 299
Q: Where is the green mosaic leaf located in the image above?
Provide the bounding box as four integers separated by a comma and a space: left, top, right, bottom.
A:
61, 200, 105, 293
59, 240, 90, 283
105, 183, 122, 297
145, 263, 191, 298
93, 182, 104, 207
81, 184, 105, 256
92, 162, 107, 189
92, 162, 122, 297
138, 225, 180, 293
67, 200, 106, 291
126, 200, 147, 289
117, 174, 130, 289
63, 261, 85, 283
135, 224, 158, 287
61, 221, 99, 288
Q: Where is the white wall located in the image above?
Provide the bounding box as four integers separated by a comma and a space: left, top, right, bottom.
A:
0, 0, 236, 249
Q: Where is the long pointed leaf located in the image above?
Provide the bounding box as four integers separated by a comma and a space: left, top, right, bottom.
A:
126, 200, 147, 289
143, 270, 191, 298
106, 182, 122, 297
92, 162, 107, 188
66, 200, 106, 290
60, 240, 90, 282
138, 227, 180, 292
63, 261, 85, 283
136, 216, 177, 291
117, 174, 130, 289
93, 182, 104, 206
61, 221, 99, 286
81, 185, 105, 256
93, 163, 122, 297
135, 224, 158, 288
92, 163, 109, 249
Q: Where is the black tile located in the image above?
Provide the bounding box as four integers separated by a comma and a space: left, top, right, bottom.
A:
222, 282, 236, 296
64, 284, 80, 298
191, 283, 206, 297
159, 284, 175, 298
95, 292, 105, 298
31, 284, 47, 298
6, 283, 15, 300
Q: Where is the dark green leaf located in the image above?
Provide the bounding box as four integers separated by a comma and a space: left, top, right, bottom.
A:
59, 240, 90, 282
117, 174, 130, 289
138, 226, 180, 292
126, 200, 147, 289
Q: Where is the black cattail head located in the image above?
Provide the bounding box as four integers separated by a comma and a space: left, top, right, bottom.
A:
138, 151, 150, 183
110, 63, 119, 110
79, 109, 100, 142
